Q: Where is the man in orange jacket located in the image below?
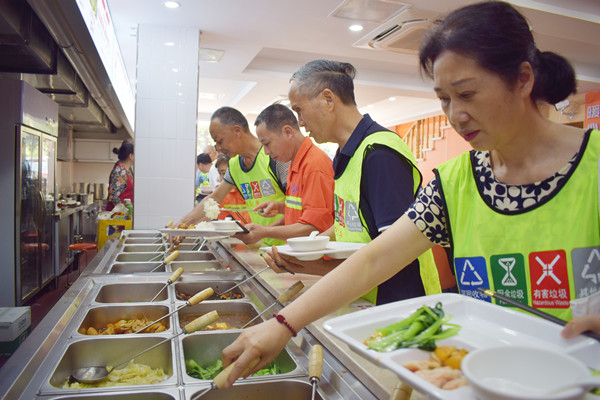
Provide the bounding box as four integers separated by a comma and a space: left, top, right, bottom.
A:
235, 104, 334, 244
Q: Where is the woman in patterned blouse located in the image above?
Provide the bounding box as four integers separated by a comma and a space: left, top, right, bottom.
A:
107, 140, 134, 211
216, 1, 600, 384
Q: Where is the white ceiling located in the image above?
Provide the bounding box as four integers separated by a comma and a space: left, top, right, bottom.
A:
107, 0, 600, 129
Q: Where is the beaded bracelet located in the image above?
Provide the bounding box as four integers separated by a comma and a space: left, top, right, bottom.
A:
273, 313, 297, 337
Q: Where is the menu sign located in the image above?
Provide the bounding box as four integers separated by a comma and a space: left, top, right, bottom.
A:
75, 0, 135, 130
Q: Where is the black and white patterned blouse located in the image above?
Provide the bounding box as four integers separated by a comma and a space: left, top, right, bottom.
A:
407, 149, 580, 247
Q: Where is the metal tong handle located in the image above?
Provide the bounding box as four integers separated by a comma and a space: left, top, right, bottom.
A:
217, 266, 269, 297
110, 311, 218, 374
309, 344, 323, 400
149, 267, 184, 302
135, 288, 214, 333
241, 281, 304, 328
149, 250, 180, 272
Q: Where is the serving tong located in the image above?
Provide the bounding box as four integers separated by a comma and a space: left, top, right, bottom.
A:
242, 281, 304, 328
134, 287, 214, 333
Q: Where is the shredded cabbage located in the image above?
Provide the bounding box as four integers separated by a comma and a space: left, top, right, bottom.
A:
63, 360, 166, 389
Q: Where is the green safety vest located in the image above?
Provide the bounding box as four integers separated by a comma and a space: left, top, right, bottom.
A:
228, 146, 286, 246
435, 129, 600, 321
334, 130, 442, 304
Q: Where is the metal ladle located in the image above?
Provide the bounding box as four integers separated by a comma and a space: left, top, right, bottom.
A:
70, 311, 219, 384
242, 280, 304, 328
309, 345, 323, 400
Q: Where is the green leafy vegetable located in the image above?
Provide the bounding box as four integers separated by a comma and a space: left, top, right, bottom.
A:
365, 302, 461, 352
186, 358, 280, 380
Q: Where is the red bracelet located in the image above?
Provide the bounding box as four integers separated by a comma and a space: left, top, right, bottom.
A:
273, 314, 297, 337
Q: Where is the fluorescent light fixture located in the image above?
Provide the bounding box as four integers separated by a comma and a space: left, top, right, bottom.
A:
198, 48, 225, 63
163, 1, 180, 9
389, 97, 396, 101
164, 41, 175, 46
349, 24, 364, 32
329, 0, 410, 23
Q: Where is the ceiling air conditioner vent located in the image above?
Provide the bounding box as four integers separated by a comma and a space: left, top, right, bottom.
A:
368, 19, 434, 55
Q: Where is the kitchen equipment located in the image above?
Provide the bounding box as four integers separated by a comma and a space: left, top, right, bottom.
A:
190, 359, 260, 400
309, 344, 323, 400
216, 266, 270, 297
1, 79, 58, 306
70, 311, 219, 384
478, 288, 600, 341
93, 183, 106, 200
462, 345, 593, 400
135, 287, 214, 333
149, 267, 184, 302
242, 281, 305, 328
148, 241, 181, 262
149, 250, 180, 272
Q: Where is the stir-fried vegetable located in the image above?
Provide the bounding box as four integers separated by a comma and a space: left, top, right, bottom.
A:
186, 359, 280, 380
365, 302, 461, 352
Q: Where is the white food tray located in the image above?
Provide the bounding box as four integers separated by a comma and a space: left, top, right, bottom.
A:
159, 226, 242, 237
323, 293, 600, 400
260, 241, 366, 260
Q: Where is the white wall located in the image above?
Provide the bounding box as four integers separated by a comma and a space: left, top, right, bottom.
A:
134, 25, 199, 229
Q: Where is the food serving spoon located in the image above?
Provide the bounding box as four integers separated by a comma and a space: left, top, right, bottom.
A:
70, 311, 219, 384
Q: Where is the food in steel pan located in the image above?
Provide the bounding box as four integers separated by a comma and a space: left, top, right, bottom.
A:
186, 358, 280, 380
176, 290, 243, 301
63, 360, 166, 388
78, 318, 167, 335
179, 312, 257, 330
403, 346, 470, 390
364, 302, 460, 352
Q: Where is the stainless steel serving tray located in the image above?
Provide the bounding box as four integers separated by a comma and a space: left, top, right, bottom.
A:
184, 378, 326, 400
35, 387, 181, 399
75, 304, 173, 336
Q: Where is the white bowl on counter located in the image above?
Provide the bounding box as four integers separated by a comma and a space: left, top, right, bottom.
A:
461, 345, 592, 400
210, 219, 240, 230
286, 235, 330, 252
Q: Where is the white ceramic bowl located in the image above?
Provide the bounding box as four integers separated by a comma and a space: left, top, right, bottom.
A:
286, 235, 330, 252
462, 345, 590, 400
210, 219, 239, 230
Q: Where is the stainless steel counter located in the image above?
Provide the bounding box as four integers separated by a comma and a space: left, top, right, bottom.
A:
0, 231, 394, 399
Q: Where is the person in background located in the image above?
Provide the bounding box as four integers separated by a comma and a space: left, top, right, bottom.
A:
203, 144, 221, 187
266, 59, 441, 302
234, 104, 334, 244
219, 1, 600, 386
195, 152, 212, 203
215, 153, 251, 222
106, 140, 133, 211
179, 106, 289, 246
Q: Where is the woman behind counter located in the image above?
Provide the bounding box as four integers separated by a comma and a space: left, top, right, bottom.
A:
219, 0, 600, 386
106, 140, 134, 212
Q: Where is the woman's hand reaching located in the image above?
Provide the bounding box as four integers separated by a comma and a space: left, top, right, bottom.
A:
220, 318, 293, 387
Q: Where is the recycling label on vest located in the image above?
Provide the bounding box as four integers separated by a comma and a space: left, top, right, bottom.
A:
455, 256, 491, 302
490, 253, 528, 307
571, 246, 600, 299
529, 250, 570, 309
239, 179, 276, 200
334, 195, 363, 232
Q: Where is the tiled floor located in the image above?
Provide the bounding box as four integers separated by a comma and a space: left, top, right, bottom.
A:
0, 249, 97, 369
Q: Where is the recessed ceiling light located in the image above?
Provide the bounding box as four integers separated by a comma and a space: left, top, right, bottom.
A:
163, 1, 180, 9
198, 48, 225, 63
172, 68, 179, 73
389, 97, 396, 101
164, 41, 175, 46
349, 24, 363, 32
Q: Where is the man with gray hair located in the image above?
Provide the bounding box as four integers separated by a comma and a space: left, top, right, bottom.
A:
179, 106, 289, 246
266, 59, 442, 303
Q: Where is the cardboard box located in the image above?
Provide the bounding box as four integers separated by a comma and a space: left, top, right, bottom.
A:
0, 307, 31, 356
97, 218, 132, 249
